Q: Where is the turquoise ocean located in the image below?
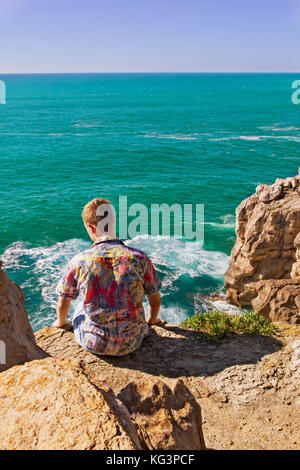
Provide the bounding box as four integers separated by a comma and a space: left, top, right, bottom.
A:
0, 73, 299, 331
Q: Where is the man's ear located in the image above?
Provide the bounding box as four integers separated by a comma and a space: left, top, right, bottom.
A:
87, 223, 97, 234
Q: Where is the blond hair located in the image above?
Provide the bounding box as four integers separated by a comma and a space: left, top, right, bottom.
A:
81, 197, 112, 226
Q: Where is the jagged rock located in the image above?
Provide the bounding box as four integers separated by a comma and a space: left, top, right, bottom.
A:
35, 324, 300, 449
282, 176, 299, 189
1, 225, 299, 450
0, 266, 206, 451
291, 177, 299, 189
0, 263, 47, 372
256, 184, 269, 194
250, 279, 300, 324
224, 173, 300, 323
291, 232, 300, 281
35, 325, 282, 395
0, 357, 142, 450
118, 379, 205, 450
0, 264, 205, 451
35, 325, 286, 407
258, 184, 282, 202
275, 178, 285, 187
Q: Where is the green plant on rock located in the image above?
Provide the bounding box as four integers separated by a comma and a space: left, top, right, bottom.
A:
180, 310, 276, 344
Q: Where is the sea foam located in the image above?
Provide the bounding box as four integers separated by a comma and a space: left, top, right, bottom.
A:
1, 236, 229, 330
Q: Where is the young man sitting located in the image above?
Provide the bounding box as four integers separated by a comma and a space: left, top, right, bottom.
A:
53, 198, 162, 356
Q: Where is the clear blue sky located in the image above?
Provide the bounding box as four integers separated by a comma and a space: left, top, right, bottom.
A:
0, 0, 299, 73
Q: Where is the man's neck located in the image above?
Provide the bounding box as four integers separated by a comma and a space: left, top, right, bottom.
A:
93, 232, 117, 244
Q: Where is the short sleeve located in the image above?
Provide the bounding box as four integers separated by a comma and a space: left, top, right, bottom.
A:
143, 257, 162, 295
56, 260, 80, 300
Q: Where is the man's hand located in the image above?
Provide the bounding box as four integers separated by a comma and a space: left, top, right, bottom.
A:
53, 297, 71, 328
146, 292, 161, 325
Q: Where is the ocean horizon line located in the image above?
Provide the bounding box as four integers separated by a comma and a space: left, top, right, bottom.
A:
1, 71, 300, 76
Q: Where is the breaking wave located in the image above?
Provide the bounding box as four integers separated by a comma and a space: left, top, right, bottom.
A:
1, 236, 230, 330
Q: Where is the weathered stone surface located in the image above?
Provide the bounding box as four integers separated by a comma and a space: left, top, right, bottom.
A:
35, 324, 300, 449
224, 173, 300, 323
249, 279, 300, 324
0, 263, 47, 372
291, 232, 300, 281
118, 379, 205, 450
0, 357, 142, 450
256, 184, 269, 195
35, 324, 282, 391
258, 184, 282, 202
204, 335, 300, 405
35, 324, 295, 407
0, 266, 205, 451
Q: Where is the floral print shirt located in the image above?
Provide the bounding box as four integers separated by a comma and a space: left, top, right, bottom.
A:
56, 239, 162, 356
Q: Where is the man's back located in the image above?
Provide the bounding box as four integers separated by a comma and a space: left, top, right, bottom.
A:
56, 239, 161, 355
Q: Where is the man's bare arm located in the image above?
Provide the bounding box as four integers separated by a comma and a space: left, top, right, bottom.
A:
53, 297, 71, 328
146, 292, 161, 325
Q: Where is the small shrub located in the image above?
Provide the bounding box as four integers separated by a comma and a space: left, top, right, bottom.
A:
180, 310, 276, 344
